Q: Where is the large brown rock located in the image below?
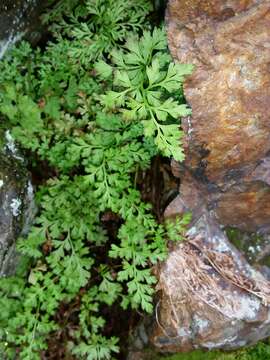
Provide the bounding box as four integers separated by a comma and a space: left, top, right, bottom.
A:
167, 0, 269, 170
166, 0, 270, 232
137, 0, 270, 355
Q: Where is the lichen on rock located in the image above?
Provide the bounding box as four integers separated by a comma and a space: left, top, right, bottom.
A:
0, 129, 34, 276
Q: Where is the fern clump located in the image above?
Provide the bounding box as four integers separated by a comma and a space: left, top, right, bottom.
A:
0, 0, 192, 358
44, 0, 153, 63
99, 27, 193, 160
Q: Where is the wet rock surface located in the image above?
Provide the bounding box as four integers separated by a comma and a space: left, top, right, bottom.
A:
128, 0, 270, 356
0, 131, 34, 276
0, 0, 45, 58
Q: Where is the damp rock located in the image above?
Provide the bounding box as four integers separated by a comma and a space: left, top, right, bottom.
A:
0, 132, 34, 276
0, 0, 47, 59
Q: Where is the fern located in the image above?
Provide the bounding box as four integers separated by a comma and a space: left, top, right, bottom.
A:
0, 0, 192, 358
99, 27, 193, 160
44, 0, 153, 64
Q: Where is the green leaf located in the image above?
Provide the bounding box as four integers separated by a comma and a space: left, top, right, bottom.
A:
94, 60, 113, 79
146, 58, 163, 86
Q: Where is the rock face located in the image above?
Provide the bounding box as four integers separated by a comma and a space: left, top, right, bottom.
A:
138, 0, 270, 355
149, 176, 270, 353
0, 0, 44, 59
0, 131, 34, 276
166, 0, 270, 232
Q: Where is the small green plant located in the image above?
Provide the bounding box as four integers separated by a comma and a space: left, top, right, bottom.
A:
158, 340, 270, 360
0, 0, 192, 358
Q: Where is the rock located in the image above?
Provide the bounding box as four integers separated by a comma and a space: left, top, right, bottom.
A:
0, 130, 34, 276
166, 0, 270, 233
132, 0, 270, 355
149, 175, 270, 353
0, 0, 46, 59
128, 177, 270, 358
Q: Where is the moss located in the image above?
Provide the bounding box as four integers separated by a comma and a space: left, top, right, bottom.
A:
0, 126, 5, 153
162, 350, 220, 360
147, 340, 270, 360
136, 349, 227, 360
226, 227, 266, 264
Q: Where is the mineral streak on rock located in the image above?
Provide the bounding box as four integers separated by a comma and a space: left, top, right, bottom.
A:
145, 0, 270, 354
0, 133, 35, 276
0, 0, 45, 59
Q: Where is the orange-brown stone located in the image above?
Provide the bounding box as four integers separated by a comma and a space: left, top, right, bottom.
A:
169, 1, 270, 172
144, 0, 270, 354
166, 0, 270, 231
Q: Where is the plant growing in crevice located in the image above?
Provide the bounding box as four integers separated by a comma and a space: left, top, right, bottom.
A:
0, 0, 192, 359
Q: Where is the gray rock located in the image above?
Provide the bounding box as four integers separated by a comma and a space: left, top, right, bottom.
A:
128, 177, 270, 358
0, 130, 34, 276
0, 0, 45, 59
152, 176, 270, 352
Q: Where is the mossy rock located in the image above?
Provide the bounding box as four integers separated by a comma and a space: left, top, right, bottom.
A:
226, 227, 270, 266
131, 343, 270, 360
